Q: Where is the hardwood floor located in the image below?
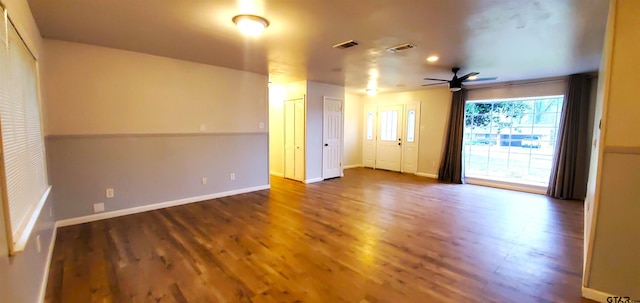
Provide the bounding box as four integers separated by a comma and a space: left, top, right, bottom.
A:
45, 168, 593, 303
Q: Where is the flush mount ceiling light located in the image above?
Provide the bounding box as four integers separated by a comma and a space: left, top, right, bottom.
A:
426, 55, 439, 62
232, 14, 270, 36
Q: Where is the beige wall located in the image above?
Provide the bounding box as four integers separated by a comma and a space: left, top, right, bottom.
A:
43, 40, 268, 135
344, 93, 363, 167
0, 1, 57, 303
602, 1, 640, 147
586, 0, 640, 299
364, 87, 452, 176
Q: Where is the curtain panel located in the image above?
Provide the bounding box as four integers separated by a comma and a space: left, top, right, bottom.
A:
547, 74, 592, 199
438, 89, 466, 184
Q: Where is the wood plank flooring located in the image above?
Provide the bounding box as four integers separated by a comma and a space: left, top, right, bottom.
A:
45, 168, 593, 303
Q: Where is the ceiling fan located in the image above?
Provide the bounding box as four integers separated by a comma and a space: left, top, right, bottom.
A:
423, 67, 497, 92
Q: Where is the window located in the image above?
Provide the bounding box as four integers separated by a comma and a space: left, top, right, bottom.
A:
366, 111, 373, 140
380, 110, 398, 141
406, 109, 416, 142
0, 9, 50, 254
463, 96, 563, 186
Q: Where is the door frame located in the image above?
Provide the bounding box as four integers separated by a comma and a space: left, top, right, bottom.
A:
322, 96, 344, 179
363, 101, 421, 173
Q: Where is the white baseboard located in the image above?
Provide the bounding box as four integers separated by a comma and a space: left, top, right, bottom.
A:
56, 184, 271, 227
38, 225, 57, 303
269, 171, 284, 177
415, 172, 438, 179
343, 164, 363, 169
304, 177, 324, 184
582, 286, 617, 302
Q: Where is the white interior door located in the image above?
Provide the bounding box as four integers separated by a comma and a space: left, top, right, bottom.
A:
284, 98, 305, 181
294, 99, 305, 181
376, 105, 404, 171
284, 100, 295, 179
323, 97, 343, 179
402, 103, 420, 173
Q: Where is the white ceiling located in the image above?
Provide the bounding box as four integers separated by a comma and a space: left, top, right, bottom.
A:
27, 0, 609, 94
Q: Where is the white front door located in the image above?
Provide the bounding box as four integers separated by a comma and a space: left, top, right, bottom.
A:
375, 105, 404, 171
323, 97, 343, 179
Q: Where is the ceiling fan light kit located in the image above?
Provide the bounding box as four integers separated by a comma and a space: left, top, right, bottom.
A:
422, 67, 497, 92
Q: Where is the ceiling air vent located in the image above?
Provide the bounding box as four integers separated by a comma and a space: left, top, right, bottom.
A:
387, 43, 416, 53
333, 40, 359, 49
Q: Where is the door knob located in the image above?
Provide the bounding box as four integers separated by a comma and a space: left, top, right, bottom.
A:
324, 143, 328, 146
398, 143, 401, 146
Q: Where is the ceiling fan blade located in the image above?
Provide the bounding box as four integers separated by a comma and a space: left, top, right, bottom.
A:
423, 77, 449, 82
463, 77, 498, 82
458, 72, 480, 81
421, 83, 446, 87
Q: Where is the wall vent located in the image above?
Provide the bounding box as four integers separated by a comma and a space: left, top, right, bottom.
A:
387, 43, 416, 53
333, 40, 359, 49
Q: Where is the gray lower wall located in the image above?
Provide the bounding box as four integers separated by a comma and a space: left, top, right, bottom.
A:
0, 195, 56, 303
46, 133, 269, 220
588, 148, 640, 298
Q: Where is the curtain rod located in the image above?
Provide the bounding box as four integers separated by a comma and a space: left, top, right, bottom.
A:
466, 72, 598, 91
0, 2, 37, 60
466, 77, 566, 91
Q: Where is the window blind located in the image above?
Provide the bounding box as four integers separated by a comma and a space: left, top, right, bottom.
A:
0, 7, 50, 254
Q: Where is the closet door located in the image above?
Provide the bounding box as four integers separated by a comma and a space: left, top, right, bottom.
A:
284, 97, 305, 182
284, 100, 296, 179
294, 99, 305, 181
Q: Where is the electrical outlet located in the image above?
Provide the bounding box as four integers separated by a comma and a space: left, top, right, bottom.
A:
230, 173, 235, 180
200, 124, 206, 131
93, 203, 105, 213
201, 177, 207, 185
106, 188, 114, 198
259, 122, 265, 129
36, 235, 41, 253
